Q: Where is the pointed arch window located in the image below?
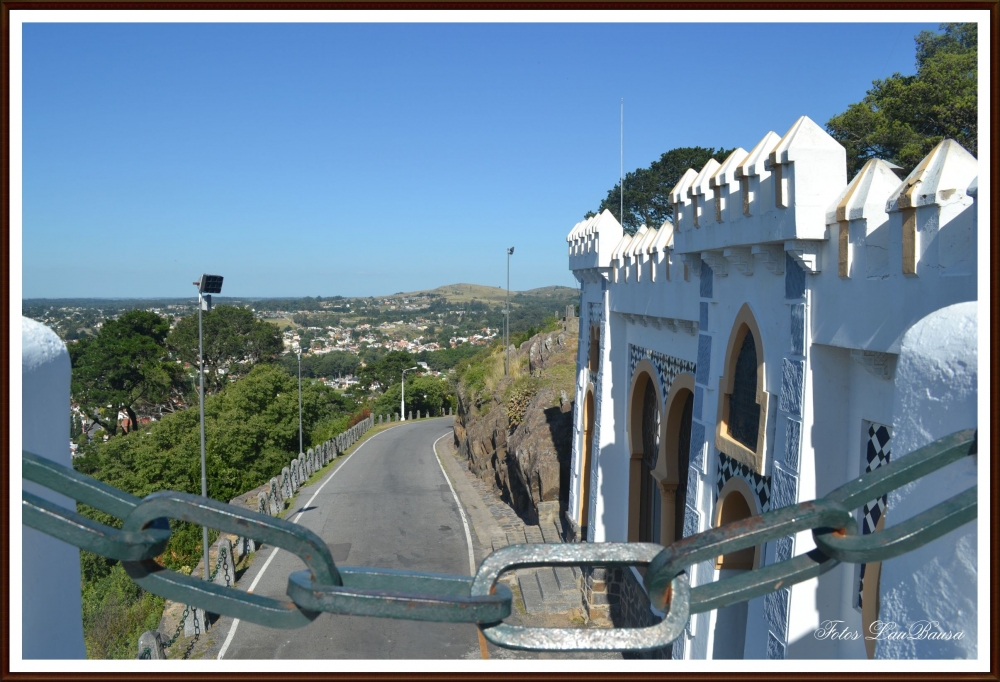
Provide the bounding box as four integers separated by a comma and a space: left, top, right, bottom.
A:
715, 304, 768, 474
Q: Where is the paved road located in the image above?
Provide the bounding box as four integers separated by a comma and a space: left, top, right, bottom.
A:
212, 418, 482, 660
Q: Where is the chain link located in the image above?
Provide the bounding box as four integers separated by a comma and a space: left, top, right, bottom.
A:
21, 428, 977, 652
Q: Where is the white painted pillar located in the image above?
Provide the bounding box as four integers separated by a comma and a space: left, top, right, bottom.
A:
21, 317, 86, 658
878, 302, 978, 658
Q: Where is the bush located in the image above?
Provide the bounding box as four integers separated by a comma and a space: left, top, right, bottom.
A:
81, 563, 164, 659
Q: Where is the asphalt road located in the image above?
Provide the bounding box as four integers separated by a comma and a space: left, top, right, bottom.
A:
210, 418, 483, 660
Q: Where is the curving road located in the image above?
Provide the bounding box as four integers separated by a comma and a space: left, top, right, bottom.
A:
209, 418, 482, 660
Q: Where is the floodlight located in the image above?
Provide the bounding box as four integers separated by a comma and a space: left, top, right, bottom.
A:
198, 274, 224, 294
508, 247, 515, 255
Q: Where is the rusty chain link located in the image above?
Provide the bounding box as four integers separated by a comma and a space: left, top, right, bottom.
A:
22, 428, 976, 652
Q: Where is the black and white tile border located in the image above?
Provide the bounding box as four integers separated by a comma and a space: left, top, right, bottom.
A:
716, 451, 772, 512
628, 344, 697, 404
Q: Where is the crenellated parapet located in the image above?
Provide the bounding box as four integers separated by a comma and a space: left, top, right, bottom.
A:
567, 209, 624, 277
672, 117, 846, 258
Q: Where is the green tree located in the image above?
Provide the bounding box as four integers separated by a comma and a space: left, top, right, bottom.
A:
372, 375, 452, 418
826, 23, 977, 177
69, 310, 181, 435
166, 305, 283, 394
587, 146, 735, 234
356, 351, 418, 393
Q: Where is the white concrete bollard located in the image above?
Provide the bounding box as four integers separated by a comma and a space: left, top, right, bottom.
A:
21, 317, 86, 659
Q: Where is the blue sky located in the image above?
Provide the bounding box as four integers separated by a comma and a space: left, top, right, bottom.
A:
19, 19, 949, 298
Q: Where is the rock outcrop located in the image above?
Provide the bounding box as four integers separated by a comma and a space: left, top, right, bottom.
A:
454, 318, 578, 525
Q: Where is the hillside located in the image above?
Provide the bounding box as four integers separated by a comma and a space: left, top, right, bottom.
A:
452, 314, 579, 525
391, 283, 577, 305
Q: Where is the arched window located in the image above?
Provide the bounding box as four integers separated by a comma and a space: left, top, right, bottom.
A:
711, 477, 760, 660
728, 332, 760, 450
715, 304, 768, 474
579, 389, 596, 533
673, 392, 694, 543
639, 380, 661, 543
627, 364, 662, 543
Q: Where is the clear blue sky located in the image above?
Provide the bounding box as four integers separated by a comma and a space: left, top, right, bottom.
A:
20, 20, 946, 298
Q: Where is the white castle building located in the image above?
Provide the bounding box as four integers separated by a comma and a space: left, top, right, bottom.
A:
566, 116, 979, 659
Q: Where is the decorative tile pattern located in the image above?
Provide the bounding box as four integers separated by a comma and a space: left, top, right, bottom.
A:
683, 504, 701, 538
783, 418, 802, 472
766, 631, 786, 659
771, 465, 798, 510
699, 302, 709, 330
785, 252, 805, 299
773, 535, 794, 563
858, 422, 892, 608
791, 303, 805, 355
693, 386, 703, 420
695, 335, 712, 385
700, 258, 714, 298
628, 344, 696, 404
689, 421, 706, 473
778, 359, 804, 417
764, 588, 790, 641
717, 451, 771, 512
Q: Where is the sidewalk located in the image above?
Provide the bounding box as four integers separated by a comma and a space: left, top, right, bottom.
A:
433, 433, 621, 660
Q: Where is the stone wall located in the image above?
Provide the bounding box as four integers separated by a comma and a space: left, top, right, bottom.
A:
454, 325, 577, 526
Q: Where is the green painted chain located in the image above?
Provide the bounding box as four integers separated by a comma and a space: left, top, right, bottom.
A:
138, 647, 152, 660
160, 605, 189, 649
21, 429, 977, 652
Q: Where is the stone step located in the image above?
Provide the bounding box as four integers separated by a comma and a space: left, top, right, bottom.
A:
491, 535, 509, 552
505, 528, 527, 545
517, 569, 545, 614
553, 565, 580, 593
540, 522, 563, 543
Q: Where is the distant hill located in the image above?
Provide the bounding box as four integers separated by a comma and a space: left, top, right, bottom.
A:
390, 283, 577, 305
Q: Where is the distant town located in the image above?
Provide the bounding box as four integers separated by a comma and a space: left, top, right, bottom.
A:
24, 284, 578, 451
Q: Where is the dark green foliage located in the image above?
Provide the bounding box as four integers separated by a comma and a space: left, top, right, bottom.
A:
166, 305, 284, 394
826, 23, 977, 177
81, 563, 164, 659
69, 310, 183, 435
73, 363, 355, 657
356, 351, 418, 393
371, 375, 453, 418
588, 146, 736, 234
278, 351, 360, 379
415, 344, 482, 371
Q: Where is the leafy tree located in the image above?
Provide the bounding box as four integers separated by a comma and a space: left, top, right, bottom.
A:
826, 23, 977, 177
372, 375, 453, 418
587, 146, 735, 234
69, 310, 182, 435
166, 305, 283, 394
356, 351, 418, 392
279, 350, 361, 379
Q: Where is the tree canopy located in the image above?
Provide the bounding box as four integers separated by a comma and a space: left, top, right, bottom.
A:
587, 146, 736, 234
69, 310, 183, 435
826, 23, 977, 177
166, 305, 283, 394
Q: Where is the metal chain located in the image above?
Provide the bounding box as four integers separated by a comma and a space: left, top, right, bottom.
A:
161, 605, 189, 649
21, 428, 977, 653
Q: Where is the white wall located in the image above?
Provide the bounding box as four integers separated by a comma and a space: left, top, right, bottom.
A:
877, 302, 978, 658
21, 317, 86, 659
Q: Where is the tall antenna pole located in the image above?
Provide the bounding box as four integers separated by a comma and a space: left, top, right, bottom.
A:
620, 98, 624, 227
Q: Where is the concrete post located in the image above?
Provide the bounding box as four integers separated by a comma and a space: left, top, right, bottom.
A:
21, 318, 86, 659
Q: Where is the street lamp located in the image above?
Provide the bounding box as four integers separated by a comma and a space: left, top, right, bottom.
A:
297, 347, 303, 456
193, 273, 223, 582
401, 366, 418, 420
505, 247, 514, 375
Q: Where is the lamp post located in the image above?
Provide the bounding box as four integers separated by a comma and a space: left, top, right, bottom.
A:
193, 274, 223, 582
297, 347, 303, 456
401, 366, 418, 420
505, 246, 514, 375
